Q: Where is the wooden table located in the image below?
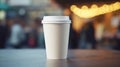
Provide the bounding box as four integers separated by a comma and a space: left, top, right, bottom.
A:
0, 49, 120, 67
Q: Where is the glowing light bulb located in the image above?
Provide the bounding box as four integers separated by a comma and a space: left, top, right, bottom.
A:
81, 5, 88, 9
91, 4, 98, 8
70, 2, 120, 19
70, 5, 76, 10
103, 4, 109, 13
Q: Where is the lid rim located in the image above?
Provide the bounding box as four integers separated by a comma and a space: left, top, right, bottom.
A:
42, 21, 71, 24
42, 16, 71, 23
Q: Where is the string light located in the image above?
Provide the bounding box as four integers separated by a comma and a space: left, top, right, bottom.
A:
81, 5, 88, 9
91, 4, 98, 8
70, 2, 120, 18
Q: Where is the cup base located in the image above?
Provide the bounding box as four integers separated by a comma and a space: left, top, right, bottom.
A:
47, 56, 67, 59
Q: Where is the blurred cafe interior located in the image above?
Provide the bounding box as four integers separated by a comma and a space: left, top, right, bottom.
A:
0, 0, 120, 50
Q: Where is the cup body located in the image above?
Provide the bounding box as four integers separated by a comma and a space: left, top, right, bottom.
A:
42, 16, 71, 59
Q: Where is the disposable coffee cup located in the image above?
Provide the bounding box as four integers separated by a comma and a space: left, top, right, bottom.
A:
42, 16, 71, 59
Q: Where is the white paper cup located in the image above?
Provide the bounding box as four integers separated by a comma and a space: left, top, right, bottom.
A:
42, 16, 71, 59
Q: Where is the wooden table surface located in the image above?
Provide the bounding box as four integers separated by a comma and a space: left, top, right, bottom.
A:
0, 49, 120, 67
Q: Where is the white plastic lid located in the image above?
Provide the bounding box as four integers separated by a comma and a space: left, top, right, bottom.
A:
42, 16, 71, 23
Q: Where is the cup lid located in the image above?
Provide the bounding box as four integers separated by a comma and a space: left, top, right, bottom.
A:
42, 16, 71, 23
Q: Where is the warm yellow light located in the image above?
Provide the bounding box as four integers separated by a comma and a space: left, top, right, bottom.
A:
70, 5, 76, 10
81, 5, 88, 9
70, 2, 120, 18
91, 4, 98, 8
91, 4, 99, 16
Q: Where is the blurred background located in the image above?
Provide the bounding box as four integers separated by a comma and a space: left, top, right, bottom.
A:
0, 0, 120, 50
